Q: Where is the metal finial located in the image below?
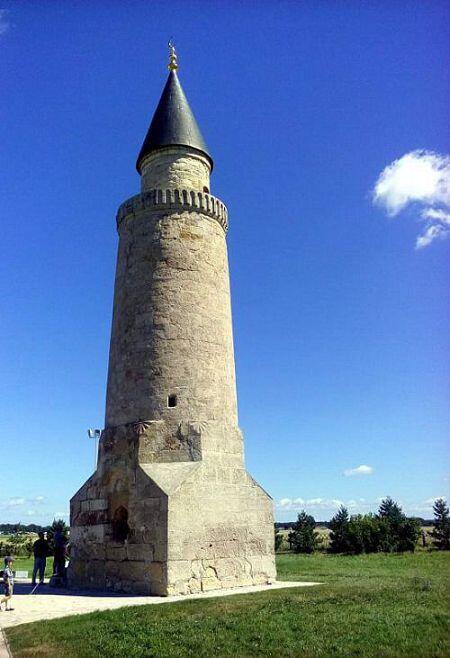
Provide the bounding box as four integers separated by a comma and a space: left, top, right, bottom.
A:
168, 40, 178, 72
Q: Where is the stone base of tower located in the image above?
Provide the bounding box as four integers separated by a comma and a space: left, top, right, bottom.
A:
68, 421, 276, 596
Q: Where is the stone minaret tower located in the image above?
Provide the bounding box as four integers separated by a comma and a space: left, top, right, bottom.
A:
69, 46, 276, 595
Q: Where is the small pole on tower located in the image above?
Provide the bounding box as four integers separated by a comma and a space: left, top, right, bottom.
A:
168, 40, 178, 71
87, 428, 101, 469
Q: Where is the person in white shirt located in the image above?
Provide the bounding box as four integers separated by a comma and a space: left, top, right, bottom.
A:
0, 556, 14, 612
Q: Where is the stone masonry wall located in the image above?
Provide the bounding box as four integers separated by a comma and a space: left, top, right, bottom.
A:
166, 458, 276, 595
70, 144, 276, 595
140, 147, 211, 193
105, 201, 238, 428
69, 420, 275, 595
69, 422, 170, 594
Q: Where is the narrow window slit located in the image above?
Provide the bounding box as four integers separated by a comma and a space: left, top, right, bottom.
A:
168, 394, 177, 408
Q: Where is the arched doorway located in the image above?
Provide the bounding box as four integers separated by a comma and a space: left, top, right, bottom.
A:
112, 506, 130, 542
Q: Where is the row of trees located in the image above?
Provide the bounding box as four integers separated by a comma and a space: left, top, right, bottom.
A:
0, 523, 47, 534
282, 497, 450, 554
0, 519, 69, 557
328, 498, 420, 553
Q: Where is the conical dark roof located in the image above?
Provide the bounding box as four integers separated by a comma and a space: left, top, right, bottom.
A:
136, 70, 212, 172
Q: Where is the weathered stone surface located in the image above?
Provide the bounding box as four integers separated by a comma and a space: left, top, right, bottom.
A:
105, 204, 237, 429
126, 544, 154, 562
140, 147, 210, 194
69, 417, 275, 594
69, 122, 276, 595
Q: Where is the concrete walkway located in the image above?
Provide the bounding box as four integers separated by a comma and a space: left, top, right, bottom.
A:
0, 579, 320, 629
0, 629, 10, 658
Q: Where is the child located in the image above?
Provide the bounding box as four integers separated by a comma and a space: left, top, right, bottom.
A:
0, 556, 14, 611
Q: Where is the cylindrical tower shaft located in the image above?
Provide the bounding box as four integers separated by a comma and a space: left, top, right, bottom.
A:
104, 166, 237, 428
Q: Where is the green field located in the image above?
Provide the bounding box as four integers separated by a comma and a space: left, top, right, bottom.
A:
6, 552, 450, 657
11, 557, 53, 579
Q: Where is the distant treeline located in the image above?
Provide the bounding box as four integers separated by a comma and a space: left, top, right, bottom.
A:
275, 518, 433, 531
276, 498, 450, 554
0, 523, 54, 534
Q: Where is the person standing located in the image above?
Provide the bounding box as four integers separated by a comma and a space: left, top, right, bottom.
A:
32, 531, 49, 586
0, 556, 14, 611
52, 529, 67, 584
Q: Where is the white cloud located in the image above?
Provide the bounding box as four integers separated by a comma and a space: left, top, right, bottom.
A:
0, 9, 9, 36
276, 495, 449, 519
373, 150, 450, 215
373, 150, 450, 248
343, 464, 374, 477
276, 497, 346, 512
6, 497, 26, 507
422, 497, 445, 507
0, 495, 47, 514
307, 498, 324, 506
1, 496, 47, 508
416, 223, 450, 250
421, 208, 450, 224
401, 497, 449, 515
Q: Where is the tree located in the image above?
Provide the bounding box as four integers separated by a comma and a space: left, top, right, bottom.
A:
47, 518, 69, 553
346, 514, 382, 554
274, 529, 283, 552
430, 498, 450, 550
378, 497, 404, 524
378, 498, 422, 552
329, 506, 350, 553
24, 536, 35, 557
376, 515, 396, 552
289, 511, 319, 553
396, 517, 421, 552
50, 519, 69, 537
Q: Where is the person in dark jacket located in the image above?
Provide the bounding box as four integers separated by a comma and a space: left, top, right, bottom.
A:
32, 532, 49, 586
52, 530, 67, 583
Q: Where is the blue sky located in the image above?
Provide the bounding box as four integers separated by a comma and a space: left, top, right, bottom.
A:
0, 1, 448, 524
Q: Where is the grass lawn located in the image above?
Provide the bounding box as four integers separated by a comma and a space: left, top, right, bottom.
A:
11, 557, 53, 579
6, 551, 450, 657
